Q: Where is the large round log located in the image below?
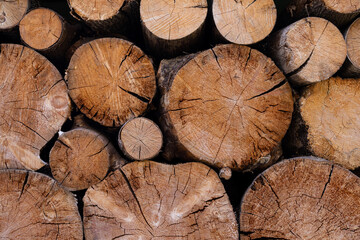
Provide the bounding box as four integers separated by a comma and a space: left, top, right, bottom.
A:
284, 77, 360, 170
0, 44, 71, 170
140, 0, 208, 57
0, 169, 83, 239
240, 157, 360, 239
212, 0, 277, 45
83, 161, 239, 239
268, 17, 347, 86
66, 38, 156, 127
158, 44, 293, 173
341, 17, 360, 77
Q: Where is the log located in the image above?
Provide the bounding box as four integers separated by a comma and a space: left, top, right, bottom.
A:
212, 0, 277, 45
0, 44, 71, 170
286, 0, 360, 27
0, 0, 30, 30
0, 169, 83, 239
341, 17, 360, 77
66, 38, 156, 127
118, 117, 163, 161
19, 8, 76, 59
83, 161, 239, 239
239, 157, 360, 239
283, 77, 360, 170
49, 127, 126, 191
158, 45, 293, 173
140, 0, 208, 57
268, 17, 347, 86
67, 0, 139, 35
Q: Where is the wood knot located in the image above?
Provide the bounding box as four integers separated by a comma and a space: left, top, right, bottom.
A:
51, 95, 68, 109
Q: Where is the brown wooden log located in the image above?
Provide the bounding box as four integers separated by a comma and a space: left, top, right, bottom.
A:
19, 8, 76, 59
118, 117, 163, 161
0, 169, 83, 239
158, 44, 294, 174
83, 161, 239, 239
284, 77, 360, 170
239, 157, 360, 239
0, 44, 71, 170
268, 17, 347, 86
0, 0, 30, 30
140, 0, 208, 57
66, 38, 156, 127
341, 17, 360, 77
49, 127, 126, 191
67, 0, 139, 35
286, 0, 360, 27
212, 0, 277, 45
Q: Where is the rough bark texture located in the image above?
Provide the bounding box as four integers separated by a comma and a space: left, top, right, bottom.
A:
118, 117, 163, 161
49, 127, 125, 191
341, 17, 360, 77
0, 44, 71, 170
66, 38, 156, 127
268, 17, 346, 86
68, 0, 140, 35
286, 0, 360, 27
284, 77, 360, 170
240, 157, 360, 239
19, 8, 76, 59
212, 0, 277, 45
83, 161, 239, 239
140, 0, 208, 58
158, 44, 293, 173
0, 0, 29, 30
0, 169, 83, 239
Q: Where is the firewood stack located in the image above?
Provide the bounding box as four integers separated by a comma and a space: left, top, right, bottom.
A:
1, 0, 360, 239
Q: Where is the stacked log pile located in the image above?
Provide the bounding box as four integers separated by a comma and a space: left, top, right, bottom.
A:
0, 0, 360, 239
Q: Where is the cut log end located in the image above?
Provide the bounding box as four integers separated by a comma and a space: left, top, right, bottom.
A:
50, 128, 113, 191
323, 0, 360, 14
269, 17, 346, 86
219, 167, 232, 180
83, 161, 239, 239
160, 44, 293, 171
19, 8, 63, 50
342, 17, 360, 77
0, 0, 29, 29
66, 38, 156, 127
240, 157, 360, 239
118, 117, 163, 161
212, 0, 276, 44
0, 169, 83, 239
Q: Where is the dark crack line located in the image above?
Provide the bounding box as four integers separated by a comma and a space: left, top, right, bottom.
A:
119, 44, 134, 69
18, 171, 29, 200
247, 80, 287, 100
210, 48, 222, 70
320, 165, 334, 199
118, 85, 150, 103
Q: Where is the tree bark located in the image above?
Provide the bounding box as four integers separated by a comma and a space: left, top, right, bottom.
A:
0, 169, 83, 239
158, 44, 294, 174
65, 38, 156, 127
212, 0, 277, 45
239, 156, 360, 239
140, 0, 208, 58
341, 17, 360, 77
83, 161, 239, 239
0, 44, 71, 170
284, 77, 360, 170
19, 8, 77, 61
268, 17, 347, 86
118, 117, 163, 161
286, 0, 360, 27
67, 0, 140, 36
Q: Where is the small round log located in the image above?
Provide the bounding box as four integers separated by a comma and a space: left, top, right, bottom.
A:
0, 169, 83, 239
49, 128, 124, 191
0, 0, 29, 30
158, 44, 294, 172
284, 77, 360, 170
240, 157, 360, 239
66, 38, 156, 127
118, 117, 163, 161
341, 17, 360, 77
83, 161, 239, 239
268, 17, 347, 86
140, 0, 208, 57
212, 0, 277, 45
0, 44, 71, 170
